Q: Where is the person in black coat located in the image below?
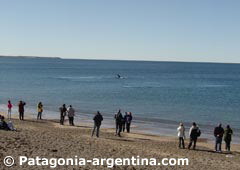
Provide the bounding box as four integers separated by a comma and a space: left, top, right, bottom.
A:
92, 111, 103, 137
125, 112, 132, 133
122, 112, 127, 132
214, 123, 224, 152
18, 101, 26, 120
224, 125, 233, 152
114, 110, 123, 137
188, 122, 201, 150
59, 104, 67, 125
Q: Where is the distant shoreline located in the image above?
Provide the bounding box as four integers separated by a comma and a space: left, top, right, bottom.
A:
1, 55, 240, 64
0, 55, 61, 60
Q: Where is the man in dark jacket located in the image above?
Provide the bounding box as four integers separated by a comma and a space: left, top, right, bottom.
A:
122, 112, 127, 132
224, 125, 233, 152
59, 104, 67, 125
18, 101, 26, 120
114, 110, 123, 137
125, 112, 133, 133
92, 111, 103, 137
188, 122, 201, 150
214, 123, 224, 152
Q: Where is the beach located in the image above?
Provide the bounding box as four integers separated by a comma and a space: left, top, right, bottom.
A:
0, 115, 239, 170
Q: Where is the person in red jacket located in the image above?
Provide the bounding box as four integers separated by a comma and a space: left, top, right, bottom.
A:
7, 100, 12, 120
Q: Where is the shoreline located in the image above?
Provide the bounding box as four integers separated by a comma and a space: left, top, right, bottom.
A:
1, 111, 239, 147
1, 108, 240, 144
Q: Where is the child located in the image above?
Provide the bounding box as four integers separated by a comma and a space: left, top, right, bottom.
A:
7, 100, 12, 120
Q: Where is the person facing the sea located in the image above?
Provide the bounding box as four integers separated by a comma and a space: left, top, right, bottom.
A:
92, 111, 103, 137
59, 104, 67, 125
37, 102, 43, 120
177, 123, 185, 149
214, 123, 224, 152
67, 105, 75, 126
224, 125, 233, 152
114, 109, 123, 137
188, 122, 201, 150
125, 112, 132, 133
18, 101, 26, 120
122, 112, 127, 132
7, 100, 12, 120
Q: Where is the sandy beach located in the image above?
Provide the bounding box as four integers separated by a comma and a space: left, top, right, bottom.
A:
0, 114, 239, 170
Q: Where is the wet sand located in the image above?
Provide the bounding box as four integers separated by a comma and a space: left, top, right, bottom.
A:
0, 115, 239, 170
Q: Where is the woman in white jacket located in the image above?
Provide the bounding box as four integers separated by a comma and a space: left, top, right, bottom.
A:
177, 123, 185, 149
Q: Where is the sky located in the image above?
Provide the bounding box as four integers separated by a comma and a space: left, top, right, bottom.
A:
0, 0, 240, 62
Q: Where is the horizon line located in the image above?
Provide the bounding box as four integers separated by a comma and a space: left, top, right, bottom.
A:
1, 55, 240, 65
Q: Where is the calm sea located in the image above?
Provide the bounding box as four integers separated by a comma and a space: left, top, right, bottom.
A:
0, 57, 239, 142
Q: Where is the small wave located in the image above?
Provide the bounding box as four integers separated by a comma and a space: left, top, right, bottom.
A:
199, 84, 229, 88
119, 77, 128, 79
123, 85, 163, 89
54, 76, 113, 81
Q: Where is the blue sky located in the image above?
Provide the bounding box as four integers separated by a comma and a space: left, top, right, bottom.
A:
0, 0, 240, 62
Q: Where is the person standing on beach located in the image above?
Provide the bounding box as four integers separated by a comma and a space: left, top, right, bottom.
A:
18, 101, 26, 120
92, 111, 103, 137
224, 125, 233, 152
122, 112, 127, 132
188, 122, 201, 150
177, 123, 185, 149
37, 102, 43, 120
67, 105, 75, 126
59, 104, 67, 125
7, 100, 12, 120
114, 109, 123, 137
125, 112, 132, 133
214, 123, 224, 152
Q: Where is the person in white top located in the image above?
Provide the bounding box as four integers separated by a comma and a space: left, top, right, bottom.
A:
67, 105, 75, 126
177, 123, 185, 149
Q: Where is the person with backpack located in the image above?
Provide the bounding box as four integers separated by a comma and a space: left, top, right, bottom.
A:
177, 123, 185, 149
188, 122, 201, 150
92, 111, 103, 137
18, 101, 26, 120
114, 109, 123, 137
67, 105, 75, 126
125, 112, 133, 133
59, 104, 67, 125
214, 123, 225, 152
37, 102, 43, 120
7, 100, 12, 120
224, 125, 233, 152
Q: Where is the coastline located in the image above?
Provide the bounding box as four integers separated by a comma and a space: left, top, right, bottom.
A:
1, 106, 240, 144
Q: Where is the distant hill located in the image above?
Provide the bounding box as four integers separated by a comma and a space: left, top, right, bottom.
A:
0, 55, 62, 60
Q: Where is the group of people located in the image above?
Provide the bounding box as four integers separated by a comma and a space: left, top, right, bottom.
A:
177, 122, 233, 152
58, 106, 133, 138
7, 100, 42, 121
214, 123, 233, 152
59, 104, 75, 126
3, 100, 235, 152
114, 110, 133, 137
6, 100, 27, 121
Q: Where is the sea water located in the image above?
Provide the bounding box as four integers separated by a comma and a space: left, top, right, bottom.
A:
0, 57, 239, 142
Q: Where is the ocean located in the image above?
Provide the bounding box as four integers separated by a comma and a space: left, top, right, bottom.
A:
0, 57, 239, 142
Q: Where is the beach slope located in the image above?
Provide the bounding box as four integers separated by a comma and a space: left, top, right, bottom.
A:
0, 119, 239, 170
